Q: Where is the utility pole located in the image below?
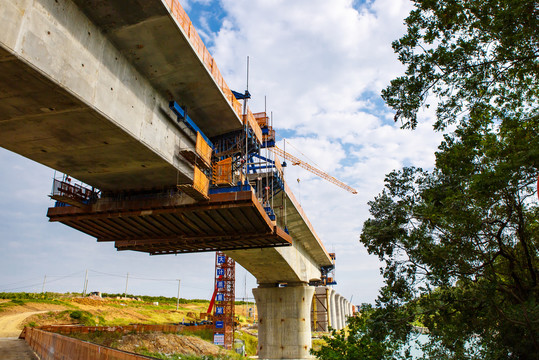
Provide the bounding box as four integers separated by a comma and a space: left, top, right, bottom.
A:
124, 272, 129, 299
176, 279, 181, 311
83, 269, 88, 296
41, 275, 46, 293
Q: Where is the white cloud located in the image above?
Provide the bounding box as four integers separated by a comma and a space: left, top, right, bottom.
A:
208, 0, 441, 303
0, 0, 443, 304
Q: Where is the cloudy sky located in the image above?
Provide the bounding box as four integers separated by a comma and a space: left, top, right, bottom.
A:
0, 0, 442, 305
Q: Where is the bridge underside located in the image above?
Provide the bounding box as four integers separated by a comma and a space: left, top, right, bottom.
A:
47, 191, 292, 254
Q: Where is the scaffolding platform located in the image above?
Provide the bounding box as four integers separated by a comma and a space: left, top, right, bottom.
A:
46, 190, 292, 254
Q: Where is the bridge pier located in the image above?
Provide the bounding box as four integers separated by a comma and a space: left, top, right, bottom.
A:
340, 296, 347, 328
328, 288, 336, 330
253, 284, 315, 360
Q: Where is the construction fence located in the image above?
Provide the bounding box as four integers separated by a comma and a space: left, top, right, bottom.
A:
23, 327, 154, 360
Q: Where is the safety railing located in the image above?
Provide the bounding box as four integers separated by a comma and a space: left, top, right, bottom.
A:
51, 178, 99, 206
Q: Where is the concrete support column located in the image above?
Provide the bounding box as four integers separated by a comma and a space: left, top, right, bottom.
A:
334, 294, 342, 330
341, 297, 347, 328
253, 284, 315, 360
328, 289, 336, 330
341, 296, 346, 329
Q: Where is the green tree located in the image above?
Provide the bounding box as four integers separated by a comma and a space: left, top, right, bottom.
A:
310, 304, 404, 360
359, 0, 538, 359
382, 0, 538, 131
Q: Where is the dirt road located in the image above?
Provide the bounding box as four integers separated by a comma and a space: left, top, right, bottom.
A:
0, 311, 49, 338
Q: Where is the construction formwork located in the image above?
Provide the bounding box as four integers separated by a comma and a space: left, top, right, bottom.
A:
311, 286, 331, 332
213, 252, 235, 349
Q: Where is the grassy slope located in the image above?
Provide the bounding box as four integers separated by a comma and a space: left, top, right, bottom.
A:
0, 292, 258, 359
0, 292, 212, 326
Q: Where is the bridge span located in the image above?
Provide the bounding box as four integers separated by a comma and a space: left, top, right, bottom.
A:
0, 0, 352, 358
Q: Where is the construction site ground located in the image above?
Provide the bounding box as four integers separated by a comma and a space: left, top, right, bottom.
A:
0, 294, 258, 359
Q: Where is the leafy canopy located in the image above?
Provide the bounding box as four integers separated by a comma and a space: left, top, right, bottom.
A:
310, 304, 405, 360
382, 0, 538, 131
359, 0, 538, 358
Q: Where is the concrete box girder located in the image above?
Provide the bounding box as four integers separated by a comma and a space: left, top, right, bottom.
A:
0, 0, 194, 192
272, 183, 333, 269
71, 0, 244, 138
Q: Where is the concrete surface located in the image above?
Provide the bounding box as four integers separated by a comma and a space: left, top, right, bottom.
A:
0, 1, 340, 357
340, 296, 346, 329
71, 0, 244, 138
335, 294, 342, 330
0, 0, 194, 191
254, 284, 315, 360
0, 338, 39, 360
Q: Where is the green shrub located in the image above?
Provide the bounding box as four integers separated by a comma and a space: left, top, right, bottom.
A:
69, 310, 96, 326
69, 310, 83, 320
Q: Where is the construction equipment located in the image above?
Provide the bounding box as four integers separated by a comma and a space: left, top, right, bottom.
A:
269, 146, 357, 194
212, 252, 235, 349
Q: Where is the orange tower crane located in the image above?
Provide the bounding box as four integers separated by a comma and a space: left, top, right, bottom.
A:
269, 146, 358, 194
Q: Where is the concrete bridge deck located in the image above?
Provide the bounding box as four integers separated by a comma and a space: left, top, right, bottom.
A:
0, 0, 332, 278
0, 0, 340, 358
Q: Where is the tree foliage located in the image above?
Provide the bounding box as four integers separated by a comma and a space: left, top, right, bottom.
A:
310, 304, 405, 360
382, 0, 538, 131
358, 0, 538, 359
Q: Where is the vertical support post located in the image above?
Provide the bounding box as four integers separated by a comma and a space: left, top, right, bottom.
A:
341, 295, 346, 329
83, 269, 88, 296
176, 279, 181, 311
253, 283, 315, 359
311, 292, 317, 331
124, 272, 129, 298
326, 287, 331, 330
329, 288, 336, 329
335, 294, 344, 330
41, 275, 47, 294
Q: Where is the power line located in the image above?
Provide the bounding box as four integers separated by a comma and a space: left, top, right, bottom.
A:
1, 269, 210, 293
0, 270, 85, 292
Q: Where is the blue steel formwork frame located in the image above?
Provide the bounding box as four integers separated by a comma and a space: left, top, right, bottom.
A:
208, 108, 284, 222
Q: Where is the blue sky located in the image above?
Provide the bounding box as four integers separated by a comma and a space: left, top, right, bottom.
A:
0, 0, 443, 305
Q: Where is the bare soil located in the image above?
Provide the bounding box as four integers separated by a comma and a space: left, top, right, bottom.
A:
0, 296, 256, 357
116, 332, 225, 357
0, 311, 50, 338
